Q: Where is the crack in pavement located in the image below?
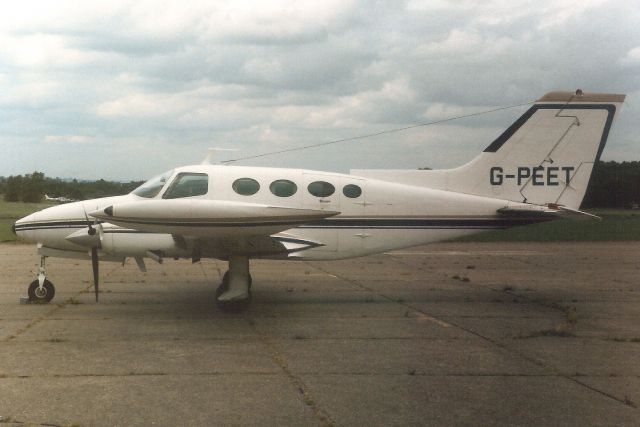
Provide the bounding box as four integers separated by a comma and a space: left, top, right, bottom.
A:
1, 262, 125, 343
1, 286, 92, 343
0, 416, 66, 427
310, 257, 639, 411
244, 317, 336, 427
3, 371, 637, 380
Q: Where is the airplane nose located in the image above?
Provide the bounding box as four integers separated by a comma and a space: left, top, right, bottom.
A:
13, 212, 40, 243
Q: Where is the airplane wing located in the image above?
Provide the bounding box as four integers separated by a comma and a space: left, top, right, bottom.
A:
89, 199, 339, 237
88, 199, 337, 258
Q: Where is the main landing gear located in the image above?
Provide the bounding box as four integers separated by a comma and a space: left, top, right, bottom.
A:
27, 256, 56, 303
215, 255, 252, 312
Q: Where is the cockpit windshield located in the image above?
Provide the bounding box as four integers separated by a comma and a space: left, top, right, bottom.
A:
132, 169, 174, 198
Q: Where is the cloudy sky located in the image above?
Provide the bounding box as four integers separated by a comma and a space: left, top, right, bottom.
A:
1, 0, 638, 180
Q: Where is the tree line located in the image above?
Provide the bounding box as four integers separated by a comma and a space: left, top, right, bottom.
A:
582, 161, 640, 208
0, 160, 639, 207
0, 173, 143, 203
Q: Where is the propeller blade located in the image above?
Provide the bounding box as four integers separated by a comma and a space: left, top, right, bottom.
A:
83, 207, 96, 236
91, 246, 99, 302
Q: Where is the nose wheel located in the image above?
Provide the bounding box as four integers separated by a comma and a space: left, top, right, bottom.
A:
28, 279, 55, 303
27, 255, 56, 303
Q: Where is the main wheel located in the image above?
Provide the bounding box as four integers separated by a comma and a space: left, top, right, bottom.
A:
27, 279, 55, 303
215, 272, 252, 312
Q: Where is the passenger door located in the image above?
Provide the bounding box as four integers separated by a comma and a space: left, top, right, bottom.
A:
302, 173, 340, 212
300, 173, 341, 252
337, 177, 369, 256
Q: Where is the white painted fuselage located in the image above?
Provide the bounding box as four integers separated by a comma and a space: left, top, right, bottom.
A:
15, 165, 540, 263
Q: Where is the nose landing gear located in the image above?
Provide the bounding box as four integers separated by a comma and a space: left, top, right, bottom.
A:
28, 279, 55, 303
27, 255, 56, 303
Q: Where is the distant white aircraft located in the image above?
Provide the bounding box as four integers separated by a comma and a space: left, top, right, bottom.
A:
45, 194, 76, 203
13, 91, 625, 311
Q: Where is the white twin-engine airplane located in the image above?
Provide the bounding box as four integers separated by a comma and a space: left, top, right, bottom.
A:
45, 194, 76, 203
13, 90, 625, 311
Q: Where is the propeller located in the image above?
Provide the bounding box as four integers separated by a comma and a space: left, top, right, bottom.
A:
91, 246, 99, 302
83, 207, 102, 302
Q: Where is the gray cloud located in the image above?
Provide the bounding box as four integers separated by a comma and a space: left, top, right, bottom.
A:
0, 0, 638, 180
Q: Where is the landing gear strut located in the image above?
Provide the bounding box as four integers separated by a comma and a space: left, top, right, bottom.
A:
215, 256, 252, 312
28, 256, 55, 303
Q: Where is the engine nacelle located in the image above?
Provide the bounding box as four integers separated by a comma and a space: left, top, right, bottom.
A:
100, 230, 189, 258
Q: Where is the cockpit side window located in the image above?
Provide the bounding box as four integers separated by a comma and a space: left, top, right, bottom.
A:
162, 173, 209, 199
132, 169, 174, 198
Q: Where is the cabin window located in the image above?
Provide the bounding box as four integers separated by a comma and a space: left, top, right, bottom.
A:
233, 178, 260, 196
343, 184, 362, 198
163, 173, 209, 199
132, 169, 174, 198
270, 179, 297, 197
308, 181, 335, 198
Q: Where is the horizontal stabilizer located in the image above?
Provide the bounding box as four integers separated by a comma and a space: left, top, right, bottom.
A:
498, 202, 600, 220
557, 205, 601, 220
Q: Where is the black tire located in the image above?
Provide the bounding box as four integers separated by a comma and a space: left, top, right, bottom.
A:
27, 279, 55, 303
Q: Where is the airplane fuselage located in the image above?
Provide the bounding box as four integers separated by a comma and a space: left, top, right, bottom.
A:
15, 165, 549, 263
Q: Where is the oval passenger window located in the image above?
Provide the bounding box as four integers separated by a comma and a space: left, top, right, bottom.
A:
343, 184, 362, 198
307, 181, 335, 198
232, 178, 260, 196
270, 179, 298, 197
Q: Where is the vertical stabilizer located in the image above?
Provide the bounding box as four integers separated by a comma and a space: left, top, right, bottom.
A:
445, 91, 625, 209
354, 90, 625, 210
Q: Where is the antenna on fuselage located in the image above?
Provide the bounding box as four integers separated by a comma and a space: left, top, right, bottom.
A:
201, 148, 238, 165
220, 100, 535, 164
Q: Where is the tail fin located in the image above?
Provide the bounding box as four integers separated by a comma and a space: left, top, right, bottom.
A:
354, 90, 626, 209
